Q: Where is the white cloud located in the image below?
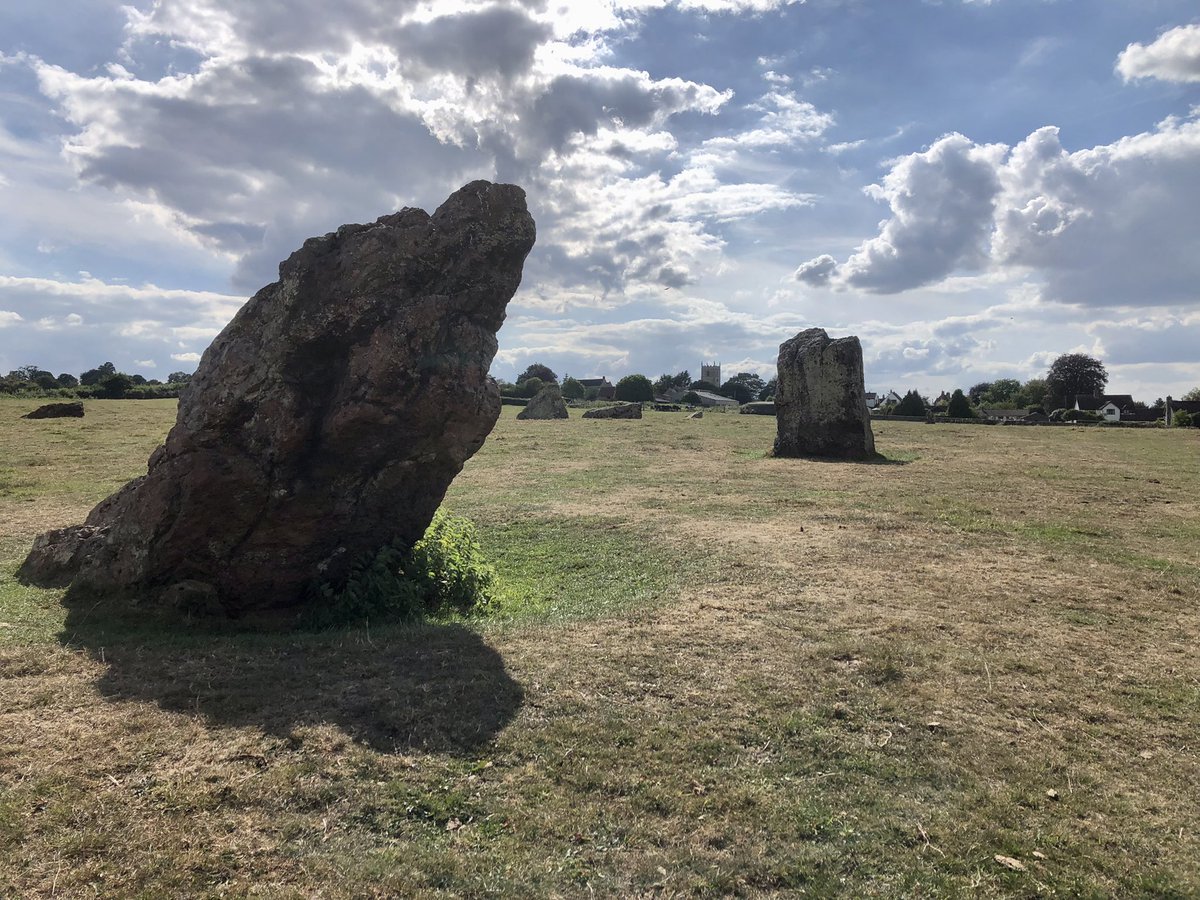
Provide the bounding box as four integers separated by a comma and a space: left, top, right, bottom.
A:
0, 274, 244, 374
837, 134, 1007, 292
20, 0, 818, 306
794, 254, 837, 286
804, 114, 1200, 307
703, 89, 832, 150
1117, 24, 1200, 83
171, 352, 202, 362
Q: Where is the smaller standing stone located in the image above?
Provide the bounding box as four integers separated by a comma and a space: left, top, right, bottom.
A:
582, 403, 642, 420
23, 402, 84, 419
516, 385, 569, 420
774, 328, 875, 459
688, 411, 703, 419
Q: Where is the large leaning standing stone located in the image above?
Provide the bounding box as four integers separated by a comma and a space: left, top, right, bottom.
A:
773, 328, 875, 459
19, 181, 536, 615
516, 385, 569, 420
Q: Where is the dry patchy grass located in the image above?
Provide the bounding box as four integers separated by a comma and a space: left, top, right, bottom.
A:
2, 398, 1199, 896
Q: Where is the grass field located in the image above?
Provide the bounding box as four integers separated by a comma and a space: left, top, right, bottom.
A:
2, 397, 1199, 897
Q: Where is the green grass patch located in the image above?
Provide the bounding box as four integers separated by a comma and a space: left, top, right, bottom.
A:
479, 517, 701, 623
0, 569, 66, 648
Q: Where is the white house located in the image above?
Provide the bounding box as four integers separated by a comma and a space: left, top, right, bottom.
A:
1075, 394, 1134, 422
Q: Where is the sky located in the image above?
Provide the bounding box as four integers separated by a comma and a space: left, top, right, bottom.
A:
1, 0, 1198, 399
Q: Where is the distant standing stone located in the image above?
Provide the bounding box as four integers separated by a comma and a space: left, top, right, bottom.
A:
23, 402, 84, 419
516, 385, 569, 420
582, 403, 642, 420
773, 328, 875, 459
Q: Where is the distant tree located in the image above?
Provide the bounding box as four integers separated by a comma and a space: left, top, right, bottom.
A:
1013, 377, 1048, 410
653, 371, 692, 396
167, 371, 193, 384
614, 374, 654, 402
80, 362, 117, 386
758, 377, 777, 401
681, 391, 702, 405
129, 374, 147, 386
1183, 387, 1200, 402
719, 378, 756, 405
1045, 353, 1107, 409
518, 376, 544, 398
689, 380, 719, 393
894, 390, 926, 417
57, 373, 79, 388
560, 376, 585, 400
98, 372, 133, 398
517, 363, 557, 384
946, 388, 974, 418
720, 372, 765, 405
31, 370, 58, 390
967, 381, 992, 404
981, 378, 1021, 406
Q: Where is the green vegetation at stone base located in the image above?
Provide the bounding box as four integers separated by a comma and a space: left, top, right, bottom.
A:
302, 510, 498, 629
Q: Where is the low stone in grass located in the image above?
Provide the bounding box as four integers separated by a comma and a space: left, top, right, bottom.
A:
516, 384, 569, 420
740, 401, 775, 415
773, 327, 875, 460
23, 402, 84, 419
582, 403, 642, 420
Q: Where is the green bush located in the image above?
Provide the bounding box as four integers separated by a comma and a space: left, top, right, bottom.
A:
946, 388, 974, 418
1173, 410, 1194, 428
614, 374, 654, 402
303, 510, 496, 628
560, 376, 585, 400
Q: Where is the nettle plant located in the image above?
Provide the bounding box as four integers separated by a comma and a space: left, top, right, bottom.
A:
305, 510, 496, 628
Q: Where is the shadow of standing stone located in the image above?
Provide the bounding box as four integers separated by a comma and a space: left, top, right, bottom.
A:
60, 602, 523, 754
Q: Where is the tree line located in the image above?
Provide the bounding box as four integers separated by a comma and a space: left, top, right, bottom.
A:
881, 353, 1198, 422
1, 362, 193, 399
497, 364, 778, 404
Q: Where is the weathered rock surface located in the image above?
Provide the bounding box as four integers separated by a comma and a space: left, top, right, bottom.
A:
24, 402, 84, 419
19, 181, 536, 614
516, 385, 569, 420
582, 403, 642, 420
773, 328, 875, 459
740, 401, 775, 416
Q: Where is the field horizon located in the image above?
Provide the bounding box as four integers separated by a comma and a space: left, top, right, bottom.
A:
2, 397, 1198, 897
